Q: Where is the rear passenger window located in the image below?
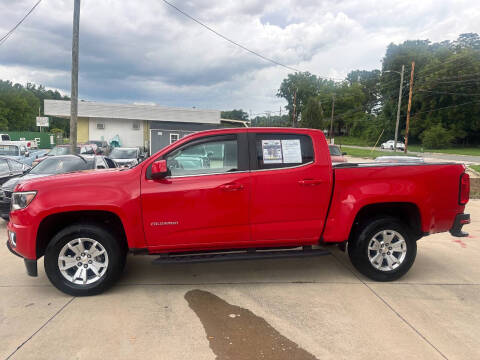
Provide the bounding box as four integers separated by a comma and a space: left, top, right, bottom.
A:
254, 133, 314, 170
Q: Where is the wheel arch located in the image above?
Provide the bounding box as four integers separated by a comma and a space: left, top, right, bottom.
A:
36, 210, 128, 258
348, 202, 423, 243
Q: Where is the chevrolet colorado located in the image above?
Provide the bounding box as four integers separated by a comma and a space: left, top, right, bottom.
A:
6, 128, 470, 295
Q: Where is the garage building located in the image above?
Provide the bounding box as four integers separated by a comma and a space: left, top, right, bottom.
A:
44, 100, 230, 154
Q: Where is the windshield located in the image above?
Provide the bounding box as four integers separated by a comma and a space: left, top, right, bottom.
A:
0, 145, 19, 156
329, 145, 342, 156
110, 148, 137, 159
30, 156, 91, 175
47, 146, 80, 156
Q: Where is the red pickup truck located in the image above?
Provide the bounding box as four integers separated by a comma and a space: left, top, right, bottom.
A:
6, 128, 470, 295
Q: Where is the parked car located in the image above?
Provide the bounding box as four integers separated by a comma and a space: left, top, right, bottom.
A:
86, 140, 110, 155
381, 140, 405, 150
6, 128, 470, 296
109, 147, 140, 167
31, 144, 95, 167
0, 144, 34, 165
167, 142, 212, 171
329, 145, 347, 163
0, 157, 30, 186
0, 154, 116, 221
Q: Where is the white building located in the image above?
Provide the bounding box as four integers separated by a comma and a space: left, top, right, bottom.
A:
44, 100, 226, 153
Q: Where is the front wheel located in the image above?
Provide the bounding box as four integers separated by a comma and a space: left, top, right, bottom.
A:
44, 223, 126, 296
348, 217, 416, 281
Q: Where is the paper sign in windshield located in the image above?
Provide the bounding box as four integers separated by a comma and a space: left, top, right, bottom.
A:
262, 140, 282, 163
281, 139, 302, 163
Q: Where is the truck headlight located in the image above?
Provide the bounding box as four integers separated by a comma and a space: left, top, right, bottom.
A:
11, 191, 37, 211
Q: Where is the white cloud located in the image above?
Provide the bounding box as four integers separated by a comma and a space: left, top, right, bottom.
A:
0, 0, 479, 114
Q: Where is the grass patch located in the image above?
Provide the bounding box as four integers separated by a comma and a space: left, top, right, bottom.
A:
421, 147, 480, 156
335, 137, 480, 156
334, 136, 372, 147
341, 146, 413, 159
470, 165, 480, 173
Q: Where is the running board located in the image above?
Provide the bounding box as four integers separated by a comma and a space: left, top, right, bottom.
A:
152, 247, 330, 265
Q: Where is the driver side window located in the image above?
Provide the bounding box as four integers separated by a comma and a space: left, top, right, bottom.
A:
165, 137, 238, 177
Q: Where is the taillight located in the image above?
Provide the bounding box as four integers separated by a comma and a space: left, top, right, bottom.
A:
459, 173, 470, 205
27, 141, 31, 147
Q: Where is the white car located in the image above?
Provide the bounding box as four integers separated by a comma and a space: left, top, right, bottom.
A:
381, 140, 405, 150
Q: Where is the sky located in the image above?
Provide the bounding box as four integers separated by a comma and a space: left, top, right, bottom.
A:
0, 0, 479, 116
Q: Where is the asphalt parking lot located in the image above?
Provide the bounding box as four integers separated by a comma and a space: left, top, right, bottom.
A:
1, 202, 479, 360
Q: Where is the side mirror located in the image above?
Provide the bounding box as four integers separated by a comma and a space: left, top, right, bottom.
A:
25, 151, 30, 157
342, 152, 347, 156
151, 159, 168, 179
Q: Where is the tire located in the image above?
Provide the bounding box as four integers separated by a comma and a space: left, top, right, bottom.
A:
1, 215, 9, 221
348, 217, 416, 281
44, 223, 127, 296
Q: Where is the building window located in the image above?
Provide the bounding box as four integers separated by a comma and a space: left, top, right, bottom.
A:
132, 121, 140, 130
96, 123, 105, 130
170, 133, 179, 144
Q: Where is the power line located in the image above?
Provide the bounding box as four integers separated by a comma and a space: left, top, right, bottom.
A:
161, 0, 344, 81
416, 89, 480, 97
411, 101, 480, 117
0, 0, 42, 46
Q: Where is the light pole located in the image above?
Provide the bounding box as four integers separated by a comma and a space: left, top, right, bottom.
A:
384, 66, 404, 152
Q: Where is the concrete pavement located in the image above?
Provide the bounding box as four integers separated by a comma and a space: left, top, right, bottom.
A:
1, 202, 480, 359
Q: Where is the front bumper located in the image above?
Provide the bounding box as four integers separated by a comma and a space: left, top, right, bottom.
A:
449, 213, 470, 237
6, 240, 38, 276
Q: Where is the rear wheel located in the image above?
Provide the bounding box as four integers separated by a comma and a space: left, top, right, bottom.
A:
44, 223, 126, 296
348, 217, 416, 281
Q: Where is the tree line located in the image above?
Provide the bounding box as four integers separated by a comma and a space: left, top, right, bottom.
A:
0, 80, 69, 134
224, 33, 480, 148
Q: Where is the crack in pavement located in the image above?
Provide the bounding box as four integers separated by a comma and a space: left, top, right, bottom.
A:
5, 297, 75, 360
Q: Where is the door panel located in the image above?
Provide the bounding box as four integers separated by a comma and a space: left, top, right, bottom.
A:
141, 133, 251, 251
249, 132, 332, 244
142, 173, 250, 250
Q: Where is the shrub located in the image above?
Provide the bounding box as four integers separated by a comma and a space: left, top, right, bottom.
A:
421, 124, 454, 149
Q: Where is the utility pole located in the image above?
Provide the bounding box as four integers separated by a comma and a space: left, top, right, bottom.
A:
292, 88, 298, 127
70, 0, 80, 153
404, 61, 415, 154
329, 94, 335, 144
292, 88, 297, 127
393, 65, 405, 152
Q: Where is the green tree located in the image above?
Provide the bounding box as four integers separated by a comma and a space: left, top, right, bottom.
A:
301, 97, 325, 129
221, 109, 248, 121
277, 72, 336, 120
421, 124, 454, 148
